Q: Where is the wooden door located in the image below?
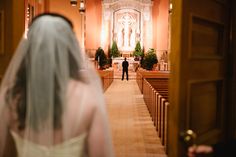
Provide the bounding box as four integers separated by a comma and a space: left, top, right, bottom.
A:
168, 0, 232, 156
0, 0, 26, 83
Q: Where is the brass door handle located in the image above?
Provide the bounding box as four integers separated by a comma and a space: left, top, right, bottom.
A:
180, 129, 197, 146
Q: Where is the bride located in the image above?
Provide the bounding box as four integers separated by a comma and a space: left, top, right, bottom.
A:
0, 13, 114, 157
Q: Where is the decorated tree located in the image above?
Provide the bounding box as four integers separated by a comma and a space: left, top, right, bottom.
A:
110, 41, 120, 57
133, 41, 144, 57
142, 48, 158, 70
95, 47, 107, 69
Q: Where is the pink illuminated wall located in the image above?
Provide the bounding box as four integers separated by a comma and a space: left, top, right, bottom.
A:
85, 0, 102, 52
48, 0, 83, 43
152, 0, 169, 51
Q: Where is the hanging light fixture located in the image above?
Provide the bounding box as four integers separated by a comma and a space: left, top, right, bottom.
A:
79, 0, 85, 14
169, 3, 173, 14
70, 0, 77, 7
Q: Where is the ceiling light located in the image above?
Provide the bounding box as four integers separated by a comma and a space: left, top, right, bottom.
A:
70, 0, 77, 7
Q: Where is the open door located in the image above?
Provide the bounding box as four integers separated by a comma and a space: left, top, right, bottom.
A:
0, 0, 25, 83
168, 0, 232, 156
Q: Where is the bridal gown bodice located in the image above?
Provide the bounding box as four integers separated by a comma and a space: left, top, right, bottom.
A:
11, 131, 87, 157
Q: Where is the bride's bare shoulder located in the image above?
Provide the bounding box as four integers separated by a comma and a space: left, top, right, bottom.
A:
68, 79, 87, 88
67, 79, 96, 104
68, 79, 87, 94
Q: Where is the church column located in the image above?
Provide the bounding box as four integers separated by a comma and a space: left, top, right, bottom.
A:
143, 5, 153, 51
101, 4, 111, 52
101, 20, 110, 52
81, 13, 85, 52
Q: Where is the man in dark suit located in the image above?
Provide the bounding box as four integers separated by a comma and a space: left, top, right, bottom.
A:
122, 57, 129, 80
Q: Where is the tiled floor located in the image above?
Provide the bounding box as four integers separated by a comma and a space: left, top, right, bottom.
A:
105, 79, 167, 157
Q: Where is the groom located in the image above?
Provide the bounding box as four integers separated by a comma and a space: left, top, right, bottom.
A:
122, 57, 129, 81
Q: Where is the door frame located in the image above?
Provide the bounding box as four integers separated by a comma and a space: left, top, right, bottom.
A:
167, 0, 185, 156
167, 0, 236, 156
226, 0, 236, 139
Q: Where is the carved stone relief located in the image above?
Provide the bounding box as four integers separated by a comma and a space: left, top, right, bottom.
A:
102, 0, 153, 52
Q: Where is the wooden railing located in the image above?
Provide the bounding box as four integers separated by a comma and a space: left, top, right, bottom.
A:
137, 69, 169, 153
97, 69, 114, 92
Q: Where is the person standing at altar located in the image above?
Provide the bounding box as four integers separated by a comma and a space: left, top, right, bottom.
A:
122, 57, 129, 81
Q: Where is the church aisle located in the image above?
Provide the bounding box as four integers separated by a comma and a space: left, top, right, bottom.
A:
105, 79, 167, 157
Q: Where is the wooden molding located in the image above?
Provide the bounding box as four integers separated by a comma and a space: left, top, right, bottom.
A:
188, 13, 225, 60
0, 75, 2, 83
0, 10, 4, 55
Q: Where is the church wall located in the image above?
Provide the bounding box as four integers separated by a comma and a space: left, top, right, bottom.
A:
12, 0, 25, 53
0, 0, 25, 82
85, 0, 102, 55
26, 0, 49, 36
152, 0, 169, 58
48, 0, 83, 43
27, 0, 46, 16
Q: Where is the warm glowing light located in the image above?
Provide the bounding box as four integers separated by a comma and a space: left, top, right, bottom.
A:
79, 0, 85, 14
169, 3, 173, 13
27, 6, 30, 21
24, 28, 29, 39
80, 2, 84, 8
170, 3, 173, 10
100, 29, 107, 49
144, 20, 153, 49
100, 21, 109, 49
70, 0, 77, 6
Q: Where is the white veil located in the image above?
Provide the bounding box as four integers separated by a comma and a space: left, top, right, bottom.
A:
0, 14, 114, 157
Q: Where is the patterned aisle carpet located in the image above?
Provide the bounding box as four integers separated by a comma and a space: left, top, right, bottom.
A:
104, 79, 167, 157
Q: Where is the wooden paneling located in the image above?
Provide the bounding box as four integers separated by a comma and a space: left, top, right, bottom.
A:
0, 0, 25, 84
136, 69, 170, 93
231, 0, 236, 139
168, 0, 231, 156
0, 10, 4, 55
188, 80, 223, 136
97, 69, 114, 92
214, 0, 227, 4
190, 16, 224, 59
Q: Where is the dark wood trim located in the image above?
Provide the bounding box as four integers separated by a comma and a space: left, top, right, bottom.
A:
226, 0, 236, 139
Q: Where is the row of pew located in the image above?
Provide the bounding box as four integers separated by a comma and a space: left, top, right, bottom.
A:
136, 68, 169, 94
97, 69, 114, 91
136, 69, 169, 153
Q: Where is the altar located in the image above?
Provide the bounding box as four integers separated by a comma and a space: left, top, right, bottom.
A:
121, 51, 132, 58
112, 57, 140, 72
101, 0, 153, 54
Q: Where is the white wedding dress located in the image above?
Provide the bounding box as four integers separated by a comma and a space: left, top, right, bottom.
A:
11, 131, 88, 157
0, 14, 114, 157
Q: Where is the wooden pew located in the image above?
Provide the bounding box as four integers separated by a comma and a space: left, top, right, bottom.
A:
164, 102, 169, 152
136, 68, 169, 93
97, 69, 114, 92
137, 70, 170, 154
146, 78, 169, 129
157, 93, 168, 135
160, 97, 168, 141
